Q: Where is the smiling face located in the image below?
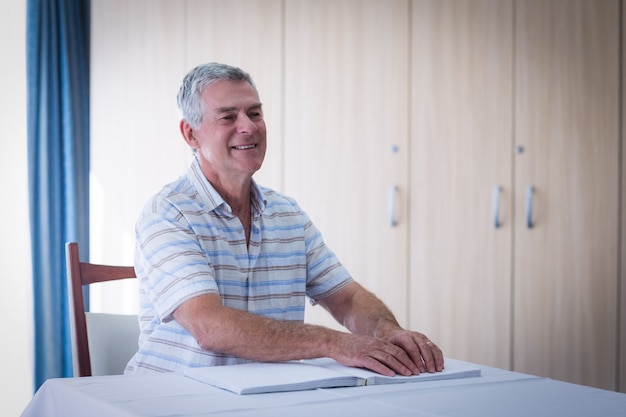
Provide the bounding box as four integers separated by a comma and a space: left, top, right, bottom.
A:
180, 79, 267, 189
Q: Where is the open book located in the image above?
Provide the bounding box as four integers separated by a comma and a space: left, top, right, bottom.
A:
184, 357, 481, 395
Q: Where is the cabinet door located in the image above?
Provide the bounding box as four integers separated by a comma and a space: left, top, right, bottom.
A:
410, 0, 514, 369
514, 0, 619, 390
284, 0, 410, 328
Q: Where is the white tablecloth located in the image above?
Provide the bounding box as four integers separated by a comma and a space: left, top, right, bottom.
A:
21, 360, 626, 417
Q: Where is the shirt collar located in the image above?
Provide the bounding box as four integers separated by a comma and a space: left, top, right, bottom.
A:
187, 157, 267, 215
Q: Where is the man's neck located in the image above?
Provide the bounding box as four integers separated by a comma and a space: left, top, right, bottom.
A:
201, 166, 253, 243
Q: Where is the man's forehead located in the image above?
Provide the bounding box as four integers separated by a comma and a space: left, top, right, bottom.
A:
202, 80, 261, 110
214, 102, 263, 113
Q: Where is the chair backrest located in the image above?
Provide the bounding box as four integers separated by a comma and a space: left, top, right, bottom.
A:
65, 242, 137, 377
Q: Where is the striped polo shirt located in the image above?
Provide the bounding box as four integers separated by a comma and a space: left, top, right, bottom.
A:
125, 158, 352, 374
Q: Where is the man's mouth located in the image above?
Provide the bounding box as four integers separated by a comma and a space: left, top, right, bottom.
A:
232, 144, 257, 150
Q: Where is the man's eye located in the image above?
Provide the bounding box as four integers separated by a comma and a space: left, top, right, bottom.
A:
249, 112, 262, 119
221, 115, 235, 121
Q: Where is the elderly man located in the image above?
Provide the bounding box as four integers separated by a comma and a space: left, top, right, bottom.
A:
125, 62, 444, 376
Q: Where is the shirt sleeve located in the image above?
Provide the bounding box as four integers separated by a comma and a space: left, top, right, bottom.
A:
134, 194, 219, 322
301, 210, 353, 304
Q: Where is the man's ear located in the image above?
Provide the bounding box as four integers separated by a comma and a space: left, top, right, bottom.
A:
180, 120, 199, 149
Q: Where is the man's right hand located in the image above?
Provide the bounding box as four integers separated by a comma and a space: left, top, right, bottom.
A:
329, 332, 421, 376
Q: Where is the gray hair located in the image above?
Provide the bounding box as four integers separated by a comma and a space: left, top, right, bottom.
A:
176, 62, 257, 129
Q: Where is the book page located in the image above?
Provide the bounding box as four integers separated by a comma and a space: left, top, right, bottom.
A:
184, 361, 363, 394
314, 357, 481, 385
184, 358, 481, 394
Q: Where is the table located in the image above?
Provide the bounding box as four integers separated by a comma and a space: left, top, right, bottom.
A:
21, 360, 626, 417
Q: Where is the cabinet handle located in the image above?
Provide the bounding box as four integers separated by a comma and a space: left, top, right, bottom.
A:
492, 186, 501, 228
389, 185, 398, 227
525, 186, 534, 229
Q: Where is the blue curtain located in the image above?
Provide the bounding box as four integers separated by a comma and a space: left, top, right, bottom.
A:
26, 0, 90, 389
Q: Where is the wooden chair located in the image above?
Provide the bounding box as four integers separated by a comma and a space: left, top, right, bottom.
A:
65, 242, 138, 377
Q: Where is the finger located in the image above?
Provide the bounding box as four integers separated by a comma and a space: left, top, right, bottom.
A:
356, 354, 396, 377
419, 338, 444, 373
394, 335, 426, 374
431, 342, 445, 372
372, 346, 419, 376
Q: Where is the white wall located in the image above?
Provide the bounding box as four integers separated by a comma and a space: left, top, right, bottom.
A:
87, 0, 284, 312
0, 0, 34, 415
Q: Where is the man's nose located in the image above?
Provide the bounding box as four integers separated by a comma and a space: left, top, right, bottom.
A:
237, 114, 258, 134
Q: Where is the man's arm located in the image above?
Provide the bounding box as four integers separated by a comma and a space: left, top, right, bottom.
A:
318, 281, 445, 374
172, 290, 428, 376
